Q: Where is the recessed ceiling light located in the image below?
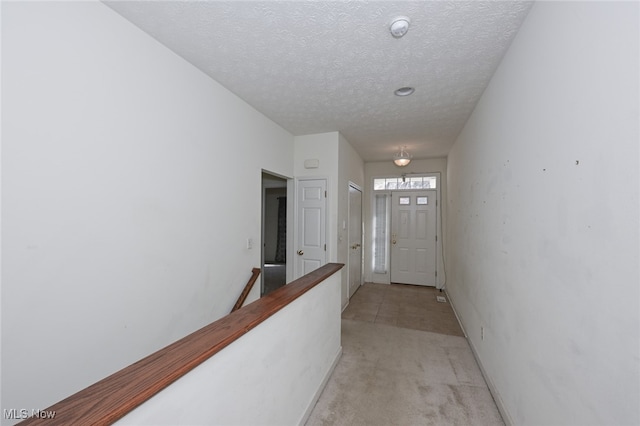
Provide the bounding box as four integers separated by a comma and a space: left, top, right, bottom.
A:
394, 87, 415, 96
390, 17, 410, 38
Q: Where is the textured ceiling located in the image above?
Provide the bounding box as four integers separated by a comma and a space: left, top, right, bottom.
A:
104, 1, 533, 162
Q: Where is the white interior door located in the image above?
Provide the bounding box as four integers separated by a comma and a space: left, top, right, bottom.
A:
348, 184, 362, 298
390, 190, 437, 286
296, 179, 327, 278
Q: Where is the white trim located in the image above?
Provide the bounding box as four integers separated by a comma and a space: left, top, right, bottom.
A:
261, 184, 267, 295
372, 173, 439, 191
297, 346, 343, 426
444, 289, 467, 338
466, 339, 514, 426
347, 182, 364, 300
286, 181, 295, 283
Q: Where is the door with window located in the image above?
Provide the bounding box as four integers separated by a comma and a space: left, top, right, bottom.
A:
390, 190, 437, 286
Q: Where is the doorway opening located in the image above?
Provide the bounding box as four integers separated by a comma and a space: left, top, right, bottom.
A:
371, 173, 442, 289
262, 171, 289, 296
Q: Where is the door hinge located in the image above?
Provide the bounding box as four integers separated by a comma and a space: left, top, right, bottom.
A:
324, 190, 327, 198
324, 244, 326, 251
435, 271, 438, 277
435, 235, 438, 242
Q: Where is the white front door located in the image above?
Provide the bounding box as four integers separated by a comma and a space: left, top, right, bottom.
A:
390, 190, 437, 286
348, 184, 362, 298
296, 179, 327, 277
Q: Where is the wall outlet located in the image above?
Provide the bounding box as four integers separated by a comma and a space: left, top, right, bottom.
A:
481, 326, 485, 341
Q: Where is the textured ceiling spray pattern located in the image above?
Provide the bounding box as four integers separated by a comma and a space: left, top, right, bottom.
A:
105, 1, 533, 161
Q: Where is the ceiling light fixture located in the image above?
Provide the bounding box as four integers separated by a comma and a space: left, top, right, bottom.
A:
393, 146, 412, 167
389, 16, 410, 38
394, 87, 415, 96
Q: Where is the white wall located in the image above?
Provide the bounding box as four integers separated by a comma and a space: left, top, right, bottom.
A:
1, 0, 293, 418
293, 132, 364, 307
363, 158, 447, 285
294, 132, 339, 266
445, 2, 639, 425
294, 132, 364, 306
116, 272, 342, 426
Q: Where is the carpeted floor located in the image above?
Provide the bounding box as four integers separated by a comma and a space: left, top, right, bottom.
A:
306, 283, 504, 426
342, 283, 465, 337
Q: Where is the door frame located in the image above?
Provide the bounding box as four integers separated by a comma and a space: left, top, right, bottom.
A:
370, 172, 442, 287
347, 182, 363, 298
261, 170, 293, 295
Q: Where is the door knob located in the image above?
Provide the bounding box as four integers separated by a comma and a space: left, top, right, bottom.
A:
392, 240, 397, 245
297, 250, 304, 255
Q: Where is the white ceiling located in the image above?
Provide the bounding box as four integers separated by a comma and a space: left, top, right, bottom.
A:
104, 1, 533, 162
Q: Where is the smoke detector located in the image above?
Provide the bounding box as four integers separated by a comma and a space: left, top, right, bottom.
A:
389, 17, 410, 38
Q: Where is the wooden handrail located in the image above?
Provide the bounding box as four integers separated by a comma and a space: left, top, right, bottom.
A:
231, 267, 261, 312
19, 263, 344, 426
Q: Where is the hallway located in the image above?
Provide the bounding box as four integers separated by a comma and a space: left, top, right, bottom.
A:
306, 284, 503, 425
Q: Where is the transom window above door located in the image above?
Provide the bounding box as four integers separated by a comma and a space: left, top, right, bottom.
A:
373, 176, 437, 191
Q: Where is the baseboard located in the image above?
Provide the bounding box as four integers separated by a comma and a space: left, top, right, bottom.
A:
297, 346, 343, 426
466, 337, 514, 426
444, 289, 467, 338
445, 290, 514, 426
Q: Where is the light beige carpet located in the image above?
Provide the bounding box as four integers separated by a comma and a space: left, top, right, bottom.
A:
305, 320, 504, 426
342, 283, 465, 337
